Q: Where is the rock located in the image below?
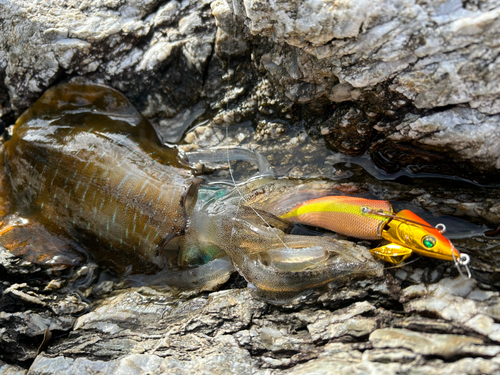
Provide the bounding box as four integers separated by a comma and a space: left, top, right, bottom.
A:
304, 301, 378, 341
1, 0, 500, 373
1, 0, 499, 176
211, 0, 500, 176
369, 328, 500, 358
0, 360, 26, 375
321, 103, 373, 155
285, 345, 500, 375
29, 288, 269, 374
0, 0, 216, 125
25, 276, 500, 374
30, 340, 261, 375
0, 247, 95, 364
377, 107, 500, 172
214, 0, 500, 112
402, 277, 500, 343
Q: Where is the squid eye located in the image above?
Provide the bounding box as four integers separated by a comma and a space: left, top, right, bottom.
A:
422, 235, 436, 248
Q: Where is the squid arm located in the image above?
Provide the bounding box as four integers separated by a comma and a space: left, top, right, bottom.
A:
179, 191, 383, 300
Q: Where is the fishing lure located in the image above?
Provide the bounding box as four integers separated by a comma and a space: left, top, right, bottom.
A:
279, 196, 472, 277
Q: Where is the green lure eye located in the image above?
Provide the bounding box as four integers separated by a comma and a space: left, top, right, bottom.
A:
422, 235, 436, 248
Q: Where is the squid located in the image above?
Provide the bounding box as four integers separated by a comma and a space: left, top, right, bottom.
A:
0, 82, 382, 301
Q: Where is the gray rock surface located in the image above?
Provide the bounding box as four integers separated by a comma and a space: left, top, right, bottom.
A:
1, 0, 500, 374
0, 0, 216, 124
0, 360, 26, 375
376, 107, 500, 171
213, 0, 500, 111
1, 0, 500, 176
210, 0, 500, 175
25, 277, 500, 374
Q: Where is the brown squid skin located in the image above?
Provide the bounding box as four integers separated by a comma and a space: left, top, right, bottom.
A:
1, 83, 198, 273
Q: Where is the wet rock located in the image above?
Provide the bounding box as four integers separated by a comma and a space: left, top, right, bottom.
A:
1, 0, 500, 373
0, 248, 95, 364
0, 310, 75, 362
375, 107, 500, 172
0, 247, 43, 277
0, 360, 26, 375
321, 104, 374, 155
1, 0, 498, 177
212, 0, 500, 176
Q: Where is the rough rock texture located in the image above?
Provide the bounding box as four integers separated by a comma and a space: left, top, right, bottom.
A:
0, 0, 216, 127
210, 0, 500, 178
214, 0, 500, 113
1, 0, 500, 374
24, 276, 500, 374
1, 0, 500, 177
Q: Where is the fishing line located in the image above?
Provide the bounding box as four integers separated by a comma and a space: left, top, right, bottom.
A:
361, 207, 445, 232
383, 252, 471, 279
382, 255, 422, 270
225, 113, 291, 250
224, 52, 291, 251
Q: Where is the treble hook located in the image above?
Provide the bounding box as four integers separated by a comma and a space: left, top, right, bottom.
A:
452, 250, 472, 278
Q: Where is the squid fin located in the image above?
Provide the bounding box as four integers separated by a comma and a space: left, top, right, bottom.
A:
370, 243, 412, 264
0, 214, 84, 268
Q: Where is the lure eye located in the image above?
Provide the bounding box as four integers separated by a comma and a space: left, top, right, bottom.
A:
422, 235, 436, 249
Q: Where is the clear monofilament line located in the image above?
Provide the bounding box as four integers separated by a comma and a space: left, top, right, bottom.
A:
362, 207, 442, 231
225, 123, 291, 251
223, 52, 290, 251
382, 255, 423, 270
